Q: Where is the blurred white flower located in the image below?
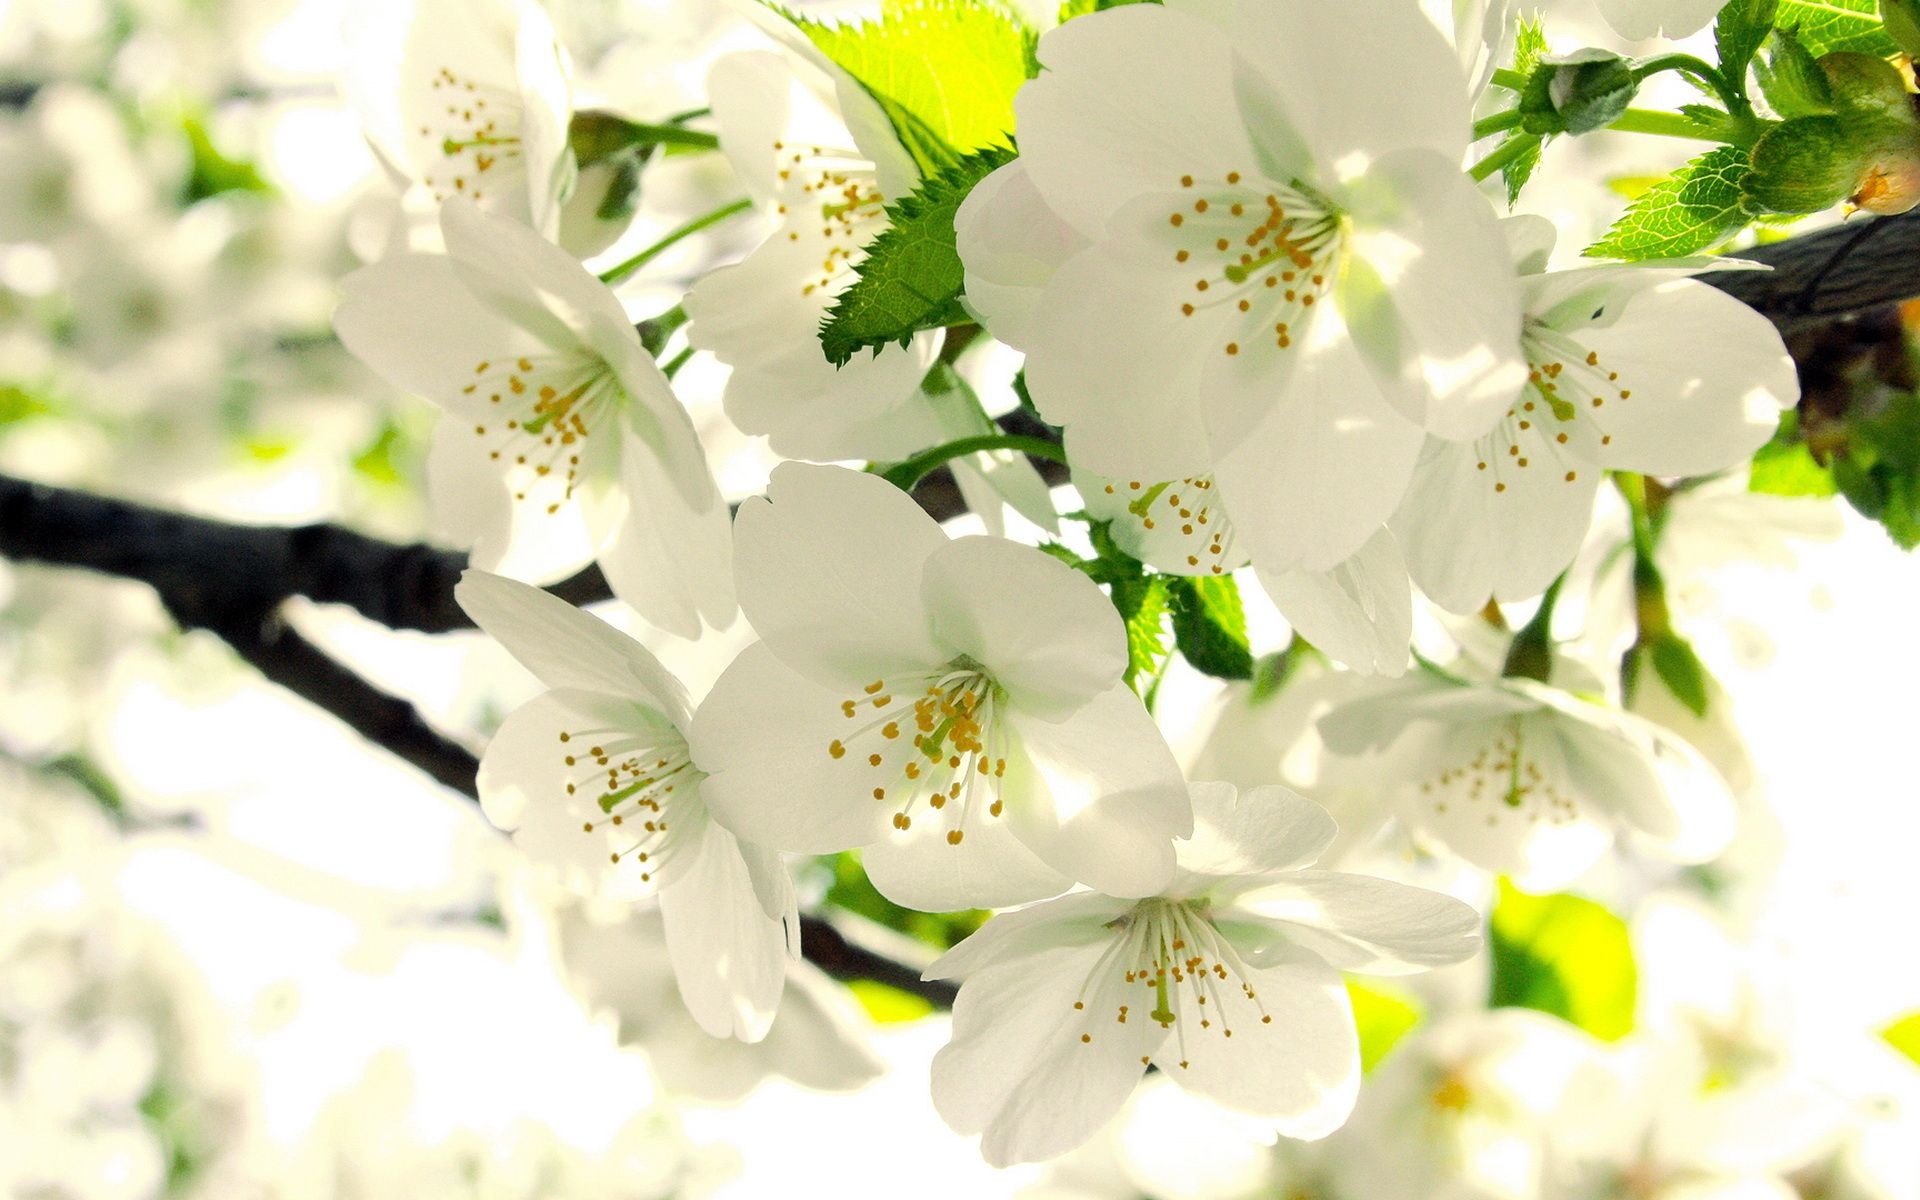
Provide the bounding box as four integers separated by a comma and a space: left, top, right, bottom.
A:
1320, 663, 1736, 890
458, 570, 794, 1041
925, 782, 1481, 1165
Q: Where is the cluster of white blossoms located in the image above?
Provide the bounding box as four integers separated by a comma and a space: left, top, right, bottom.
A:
320, 0, 1841, 1172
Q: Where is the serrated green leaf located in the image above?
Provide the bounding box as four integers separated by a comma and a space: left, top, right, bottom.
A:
1166, 574, 1254, 681
1776, 0, 1899, 55
1499, 14, 1551, 202
819, 146, 1014, 365
1489, 880, 1637, 1041
1717, 0, 1780, 88
775, 0, 1033, 176
1586, 144, 1752, 259
1113, 576, 1172, 695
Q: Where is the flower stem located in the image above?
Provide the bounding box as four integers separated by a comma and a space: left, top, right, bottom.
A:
1633, 52, 1743, 113
1604, 108, 1730, 142
1469, 134, 1540, 182
635, 304, 687, 357
1490, 67, 1530, 91
1472, 109, 1526, 141
598, 197, 754, 286
881, 434, 1069, 492
660, 345, 695, 380
1500, 572, 1567, 684
605, 119, 720, 152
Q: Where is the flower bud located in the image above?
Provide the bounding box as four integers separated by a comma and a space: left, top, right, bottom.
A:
1520, 49, 1639, 135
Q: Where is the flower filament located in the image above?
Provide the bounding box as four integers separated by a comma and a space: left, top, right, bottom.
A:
771, 140, 889, 298
1166, 171, 1344, 360
1416, 715, 1579, 828
1073, 898, 1271, 1067
826, 662, 1010, 846
463, 352, 623, 511
1103, 476, 1240, 575
564, 723, 697, 886
1473, 321, 1632, 495
419, 66, 525, 205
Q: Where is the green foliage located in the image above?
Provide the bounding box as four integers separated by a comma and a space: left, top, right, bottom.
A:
1831, 390, 1920, 548
1166, 574, 1254, 681
1717, 0, 1782, 92
1750, 410, 1839, 496
774, 0, 1033, 176
1347, 979, 1423, 1073
1114, 575, 1173, 696
1488, 880, 1637, 1041
821, 851, 988, 948
1756, 27, 1837, 117
181, 115, 269, 204
1625, 630, 1713, 717
1586, 145, 1752, 259
1503, 15, 1551, 203
1058, 0, 1158, 20
1885, 0, 1920, 57
847, 980, 936, 1022
1882, 1010, 1920, 1064
1744, 52, 1920, 215
819, 146, 1014, 365
1775, 0, 1900, 56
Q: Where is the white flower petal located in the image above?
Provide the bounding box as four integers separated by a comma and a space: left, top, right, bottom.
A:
691, 641, 899, 855
1255, 528, 1413, 675
925, 891, 1139, 981
731, 462, 947, 686
921, 534, 1126, 721
955, 159, 1089, 346
333, 251, 525, 408
476, 688, 689, 900
933, 940, 1165, 1167
862, 805, 1072, 913
1392, 430, 1603, 614
1598, 0, 1724, 40
1569, 277, 1796, 478
1227, 0, 1472, 181
425, 418, 596, 585
1173, 782, 1336, 886
580, 421, 736, 640
1002, 686, 1192, 898
455, 569, 694, 727
1225, 869, 1483, 974
1016, 3, 1258, 239
438, 197, 634, 364
1150, 951, 1359, 1139
1211, 327, 1425, 572
1340, 147, 1527, 440
659, 816, 790, 1042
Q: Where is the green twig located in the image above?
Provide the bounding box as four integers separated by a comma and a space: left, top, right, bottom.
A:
881, 434, 1069, 492
598, 197, 754, 286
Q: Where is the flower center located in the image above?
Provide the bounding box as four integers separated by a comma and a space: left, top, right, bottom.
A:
418, 66, 525, 205
1416, 715, 1579, 827
462, 352, 623, 511
1100, 476, 1241, 575
1073, 898, 1270, 1070
825, 662, 1009, 846
563, 725, 697, 885
1163, 170, 1343, 361
1471, 322, 1631, 494
769, 140, 888, 298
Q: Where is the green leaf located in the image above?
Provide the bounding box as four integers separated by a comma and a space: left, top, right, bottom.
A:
1750, 410, 1839, 496
774, 0, 1033, 175
1882, 1010, 1920, 1065
1650, 632, 1712, 717
821, 851, 988, 947
1585, 144, 1753, 259
1166, 574, 1254, 681
1113, 576, 1172, 695
1756, 26, 1838, 116
847, 980, 936, 1023
819, 145, 1013, 366
1775, 0, 1900, 55
1488, 880, 1637, 1041
1834, 390, 1920, 548
1498, 14, 1552, 203
1347, 979, 1423, 1073
181, 114, 270, 203
1717, 0, 1781, 89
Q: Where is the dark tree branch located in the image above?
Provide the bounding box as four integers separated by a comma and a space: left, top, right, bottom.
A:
0, 473, 953, 1005
1703, 210, 1920, 333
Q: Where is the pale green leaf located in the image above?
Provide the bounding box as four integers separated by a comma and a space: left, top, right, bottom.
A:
1489, 880, 1637, 1041
1585, 144, 1752, 259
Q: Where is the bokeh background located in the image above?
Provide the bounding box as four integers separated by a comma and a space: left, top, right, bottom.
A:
3, 0, 1920, 1196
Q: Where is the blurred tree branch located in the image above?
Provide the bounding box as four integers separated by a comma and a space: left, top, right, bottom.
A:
0, 472, 958, 1006
1703, 210, 1920, 333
